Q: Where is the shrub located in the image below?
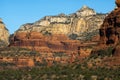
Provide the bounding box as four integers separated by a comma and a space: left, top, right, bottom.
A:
91, 46, 114, 58
69, 33, 78, 40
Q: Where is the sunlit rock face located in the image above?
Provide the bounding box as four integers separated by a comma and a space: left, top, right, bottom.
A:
17, 6, 106, 41
0, 18, 9, 47
116, 0, 120, 7
75, 5, 96, 17
9, 6, 106, 56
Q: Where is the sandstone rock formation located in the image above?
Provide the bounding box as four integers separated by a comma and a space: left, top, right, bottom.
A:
99, 7, 120, 46
10, 31, 82, 53
116, 0, 120, 7
0, 18, 9, 47
17, 6, 106, 40
114, 45, 120, 56
75, 5, 96, 17
9, 6, 106, 60
99, 2, 120, 57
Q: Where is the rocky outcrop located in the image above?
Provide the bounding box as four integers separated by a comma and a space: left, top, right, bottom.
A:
10, 31, 82, 53
99, 0, 120, 57
9, 6, 105, 59
116, 0, 120, 7
75, 5, 96, 17
0, 18, 9, 47
99, 7, 120, 46
17, 6, 106, 40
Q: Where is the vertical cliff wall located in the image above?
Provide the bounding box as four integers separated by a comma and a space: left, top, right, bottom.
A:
99, 0, 120, 56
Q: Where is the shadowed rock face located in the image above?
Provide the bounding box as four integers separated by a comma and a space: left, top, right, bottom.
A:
99, 3, 120, 57
99, 8, 120, 46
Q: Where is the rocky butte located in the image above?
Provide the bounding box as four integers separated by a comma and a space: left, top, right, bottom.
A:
9, 6, 106, 56
99, 0, 120, 57
100, 0, 120, 56
0, 18, 9, 47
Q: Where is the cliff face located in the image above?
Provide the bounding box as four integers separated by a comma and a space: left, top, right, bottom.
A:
10, 31, 81, 53
10, 6, 106, 57
99, 0, 120, 57
17, 6, 106, 40
99, 5, 120, 46
0, 19, 9, 47
116, 0, 120, 7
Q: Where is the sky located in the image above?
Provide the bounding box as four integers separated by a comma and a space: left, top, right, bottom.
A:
0, 0, 115, 34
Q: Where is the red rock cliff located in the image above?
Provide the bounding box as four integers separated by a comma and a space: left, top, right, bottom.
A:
99, 1, 120, 56
99, 8, 120, 46
9, 31, 81, 53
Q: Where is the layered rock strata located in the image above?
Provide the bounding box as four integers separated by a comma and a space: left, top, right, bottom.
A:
10, 31, 82, 53
9, 6, 106, 59
17, 6, 106, 40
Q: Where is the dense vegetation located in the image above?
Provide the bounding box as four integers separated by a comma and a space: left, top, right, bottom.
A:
91, 46, 114, 58
0, 64, 119, 80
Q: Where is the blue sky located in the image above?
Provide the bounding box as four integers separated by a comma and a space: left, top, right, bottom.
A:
0, 0, 115, 34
